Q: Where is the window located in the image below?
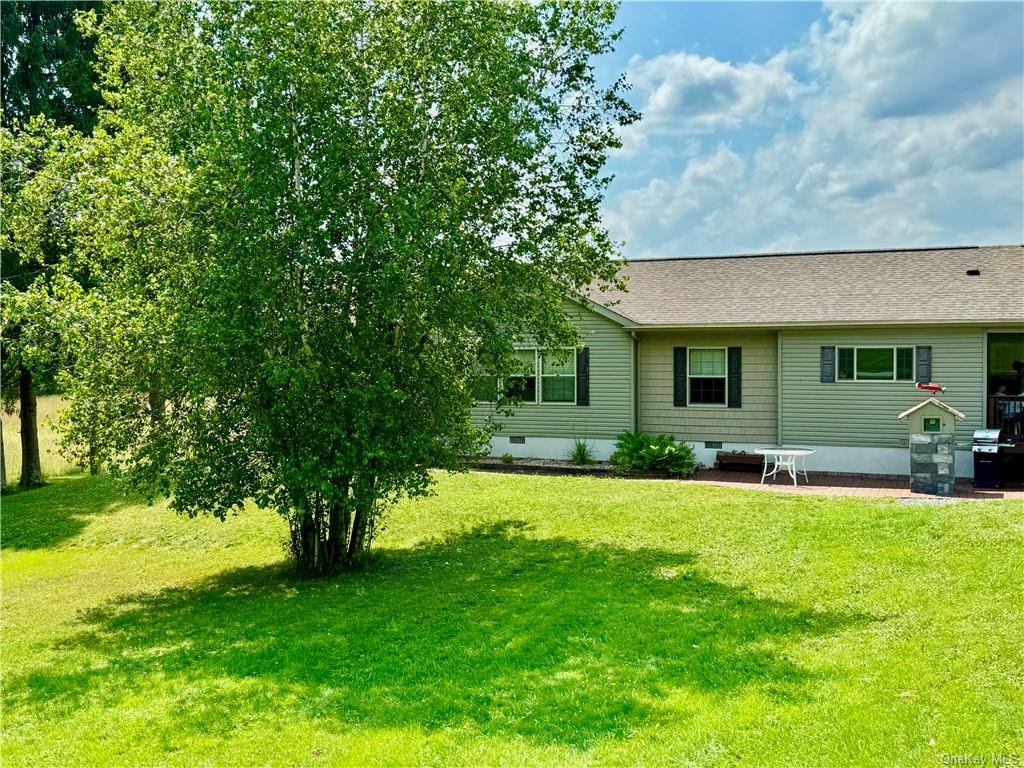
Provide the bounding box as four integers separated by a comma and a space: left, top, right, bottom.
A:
923, 417, 941, 433
896, 347, 914, 381
838, 348, 854, 380
479, 348, 576, 404
688, 347, 727, 405
540, 350, 575, 403
504, 349, 537, 402
469, 374, 499, 402
837, 346, 915, 382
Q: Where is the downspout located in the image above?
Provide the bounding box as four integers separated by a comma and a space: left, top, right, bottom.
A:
777, 331, 784, 445
632, 331, 640, 432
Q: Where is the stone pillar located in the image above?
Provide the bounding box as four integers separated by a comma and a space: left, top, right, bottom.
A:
909, 433, 956, 496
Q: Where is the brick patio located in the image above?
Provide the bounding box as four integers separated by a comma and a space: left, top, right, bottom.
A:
693, 469, 1024, 500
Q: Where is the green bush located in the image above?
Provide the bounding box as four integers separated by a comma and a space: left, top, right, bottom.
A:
500, 453, 515, 465
610, 431, 697, 477
568, 440, 595, 466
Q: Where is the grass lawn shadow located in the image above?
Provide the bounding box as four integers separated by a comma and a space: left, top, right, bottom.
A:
1, 474, 136, 550
10, 520, 869, 748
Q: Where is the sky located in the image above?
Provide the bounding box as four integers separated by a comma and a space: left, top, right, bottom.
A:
596, 1, 1024, 258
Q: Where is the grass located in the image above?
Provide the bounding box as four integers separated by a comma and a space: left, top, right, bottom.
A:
2, 396, 79, 485
1, 470, 1022, 767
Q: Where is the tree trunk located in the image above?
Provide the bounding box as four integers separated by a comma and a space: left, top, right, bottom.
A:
290, 479, 374, 575
326, 502, 344, 566
344, 478, 376, 569
293, 509, 319, 574
1, 417, 7, 492
88, 441, 100, 475
148, 374, 166, 423
292, 498, 345, 576
18, 366, 44, 488
326, 477, 351, 567
345, 506, 368, 569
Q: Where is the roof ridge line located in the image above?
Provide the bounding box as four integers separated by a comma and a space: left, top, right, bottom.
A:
626, 243, 1022, 263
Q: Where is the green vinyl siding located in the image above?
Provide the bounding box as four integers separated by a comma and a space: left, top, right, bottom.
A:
780, 327, 985, 448
471, 299, 634, 440
637, 330, 778, 443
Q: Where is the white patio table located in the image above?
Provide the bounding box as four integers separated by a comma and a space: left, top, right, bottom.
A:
754, 447, 816, 486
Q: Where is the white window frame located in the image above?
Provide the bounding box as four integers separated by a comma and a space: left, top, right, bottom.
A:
687, 346, 728, 407
538, 348, 577, 406
837, 345, 915, 383
503, 347, 540, 404
493, 347, 577, 405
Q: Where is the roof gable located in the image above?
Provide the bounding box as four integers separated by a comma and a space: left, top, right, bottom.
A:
566, 291, 638, 328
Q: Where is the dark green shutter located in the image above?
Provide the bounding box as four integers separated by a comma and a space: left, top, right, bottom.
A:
727, 347, 742, 408
915, 346, 932, 383
673, 347, 687, 406
576, 347, 589, 406
820, 346, 836, 383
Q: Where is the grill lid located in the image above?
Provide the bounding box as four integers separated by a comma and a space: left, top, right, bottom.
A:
973, 428, 1002, 442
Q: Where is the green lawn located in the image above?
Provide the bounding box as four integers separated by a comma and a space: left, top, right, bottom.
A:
2, 471, 1022, 767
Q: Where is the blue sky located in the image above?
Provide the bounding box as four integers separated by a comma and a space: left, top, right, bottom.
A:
598, 2, 1024, 258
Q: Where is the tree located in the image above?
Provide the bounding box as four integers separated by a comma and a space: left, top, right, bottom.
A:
61, 0, 636, 573
1, 1, 102, 489
1, 1, 102, 132
1, 119, 83, 488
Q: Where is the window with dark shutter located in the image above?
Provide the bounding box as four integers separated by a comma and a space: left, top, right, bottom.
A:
673, 347, 687, 406
539, 350, 575, 402
575, 347, 590, 406
820, 346, 836, 383
687, 348, 727, 404
727, 347, 742, 408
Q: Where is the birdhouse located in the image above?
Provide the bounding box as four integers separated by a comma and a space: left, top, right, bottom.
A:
897, 398, 966, 496
897, 398, 965, 435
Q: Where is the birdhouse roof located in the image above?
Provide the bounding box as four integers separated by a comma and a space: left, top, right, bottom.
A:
897, 398, 967, 421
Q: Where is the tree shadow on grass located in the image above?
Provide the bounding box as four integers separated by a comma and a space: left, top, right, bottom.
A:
1, 475, 135, 550
9, 521, 869, 748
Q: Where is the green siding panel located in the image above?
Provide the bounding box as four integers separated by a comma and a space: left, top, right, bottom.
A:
780, 327, 985, 448
471, 299, 634, 440
637, 330, 778, 443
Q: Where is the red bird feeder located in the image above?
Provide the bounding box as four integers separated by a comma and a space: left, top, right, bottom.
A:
915, 381, 946, 394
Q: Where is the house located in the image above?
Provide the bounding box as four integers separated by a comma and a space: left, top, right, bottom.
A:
472, 244, 1024, 478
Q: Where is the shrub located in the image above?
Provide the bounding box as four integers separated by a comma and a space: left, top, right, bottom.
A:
568, 439, 595, 465
500, 453, 515, 465
610, 431, 697, 477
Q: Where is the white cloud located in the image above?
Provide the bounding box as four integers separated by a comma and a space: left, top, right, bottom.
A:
615, 50, 806, 155
605, 144, 746, 251
604, 2, 1024, 256
810, 2, 1023, 118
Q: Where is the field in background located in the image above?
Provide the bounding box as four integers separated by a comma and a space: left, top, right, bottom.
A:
2, 470, 1022, 767
2, 396, 78, 484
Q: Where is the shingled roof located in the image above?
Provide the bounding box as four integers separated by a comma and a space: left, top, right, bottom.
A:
589, 244, 1023, 327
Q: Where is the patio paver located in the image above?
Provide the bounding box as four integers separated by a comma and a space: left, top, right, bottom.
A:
693, 469, 1024, 500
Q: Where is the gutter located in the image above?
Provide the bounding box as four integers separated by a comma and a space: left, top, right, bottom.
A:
616, 319, 1024, 330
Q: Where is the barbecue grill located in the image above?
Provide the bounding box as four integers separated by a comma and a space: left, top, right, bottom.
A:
973, 428, 1007, 488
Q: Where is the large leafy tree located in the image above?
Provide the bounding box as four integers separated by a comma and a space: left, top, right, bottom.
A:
61, 0, 635, 573
1, 1, 103, 489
